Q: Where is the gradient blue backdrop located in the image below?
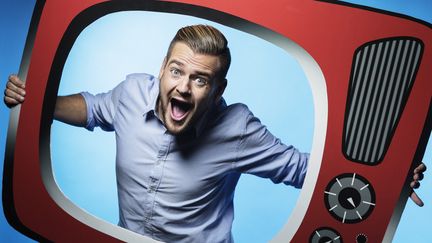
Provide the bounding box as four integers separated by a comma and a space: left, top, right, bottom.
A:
1, 1, 430, 242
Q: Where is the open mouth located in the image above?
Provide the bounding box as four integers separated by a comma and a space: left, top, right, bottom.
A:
170, 98, 193, 121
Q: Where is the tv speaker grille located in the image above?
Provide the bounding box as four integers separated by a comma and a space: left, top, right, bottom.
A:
344, 37, 423, 164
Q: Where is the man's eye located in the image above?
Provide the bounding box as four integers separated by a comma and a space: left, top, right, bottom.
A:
193, 78, 208, 87
170, 68, 181, 77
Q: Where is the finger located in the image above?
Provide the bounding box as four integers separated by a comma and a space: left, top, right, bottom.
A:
410, 180, 420, 189
414, 163, 427, 173
3, 96, 22, 108
410, 190, 424, 207
413, 173, 424, 181
8, 74, 25, 88
6, 80, 26, 96
4, 88, 25, 103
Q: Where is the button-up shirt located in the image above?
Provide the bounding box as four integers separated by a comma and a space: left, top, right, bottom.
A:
81, 73, 309, 243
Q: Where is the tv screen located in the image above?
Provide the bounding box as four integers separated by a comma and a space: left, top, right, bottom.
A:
51, 10, 314, 243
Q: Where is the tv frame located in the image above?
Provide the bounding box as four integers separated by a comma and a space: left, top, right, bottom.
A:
3, 0, 431, 242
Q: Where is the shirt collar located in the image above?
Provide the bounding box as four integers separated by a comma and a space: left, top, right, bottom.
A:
193, 98, 227, 137
142, 77, 161, 118
168, 98, 226, 139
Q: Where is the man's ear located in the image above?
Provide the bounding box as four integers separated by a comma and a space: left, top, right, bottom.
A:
158, 57, 167, 79
215, 79, 227, 103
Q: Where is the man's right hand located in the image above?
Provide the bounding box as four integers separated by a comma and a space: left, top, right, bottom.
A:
4, 75, 26, 108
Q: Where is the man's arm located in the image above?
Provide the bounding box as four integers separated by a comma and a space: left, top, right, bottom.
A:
54, 94, 87, 127
235, 105, 427, 206
4, 74, 87, 127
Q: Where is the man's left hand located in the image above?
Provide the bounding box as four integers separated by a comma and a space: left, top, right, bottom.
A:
409, 163, 427, 207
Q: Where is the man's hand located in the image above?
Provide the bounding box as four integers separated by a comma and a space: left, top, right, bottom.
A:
4, 74, 26, 108
4, 74, 88, 127
410, 163, 427, 207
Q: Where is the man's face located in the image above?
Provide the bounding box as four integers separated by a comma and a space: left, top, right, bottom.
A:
157, 42, 226, 135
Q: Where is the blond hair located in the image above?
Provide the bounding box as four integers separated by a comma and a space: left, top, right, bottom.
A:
166, 25, 231, 80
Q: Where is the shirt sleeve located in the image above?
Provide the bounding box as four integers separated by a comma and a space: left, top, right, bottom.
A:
80, 81, 125, 132
234, 107, 309, 188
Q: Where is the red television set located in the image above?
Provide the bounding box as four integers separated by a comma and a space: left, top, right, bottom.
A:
3, 0, 431, 242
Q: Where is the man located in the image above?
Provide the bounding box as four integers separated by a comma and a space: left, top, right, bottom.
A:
4, 25, 426, 242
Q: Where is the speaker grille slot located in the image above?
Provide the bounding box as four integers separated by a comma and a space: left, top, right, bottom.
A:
344, 37, 423, 164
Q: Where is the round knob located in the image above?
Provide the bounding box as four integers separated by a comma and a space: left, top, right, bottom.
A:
310, 227, 342, 243
324, 173, 376, 223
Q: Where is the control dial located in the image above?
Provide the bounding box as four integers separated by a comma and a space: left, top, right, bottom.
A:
324, 173, 375, 223
310, 227, 342, 243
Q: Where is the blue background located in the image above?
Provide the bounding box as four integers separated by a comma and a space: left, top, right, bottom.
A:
1, 0, 430, 242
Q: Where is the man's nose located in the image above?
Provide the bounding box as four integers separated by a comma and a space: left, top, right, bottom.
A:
176, 77, 191, 95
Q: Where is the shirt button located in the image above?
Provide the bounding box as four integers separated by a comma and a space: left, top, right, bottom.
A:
157, 150, 165, 158
148, 185, 156, 193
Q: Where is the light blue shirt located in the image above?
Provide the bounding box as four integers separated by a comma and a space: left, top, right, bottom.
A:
81, 73, 309, 243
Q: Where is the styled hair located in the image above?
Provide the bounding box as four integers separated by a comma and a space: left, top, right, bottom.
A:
166, 25, 231, 80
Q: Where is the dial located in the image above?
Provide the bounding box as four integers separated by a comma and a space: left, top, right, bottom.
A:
324, 173, 375, 223
309, 227, 342, 243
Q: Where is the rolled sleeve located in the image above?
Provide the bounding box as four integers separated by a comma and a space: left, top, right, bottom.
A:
80, 81, 125, 132
80, 91, 97, 131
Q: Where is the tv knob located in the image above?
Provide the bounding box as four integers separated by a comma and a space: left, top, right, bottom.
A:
309, 227, 342, 243
324, 173, 376, 223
